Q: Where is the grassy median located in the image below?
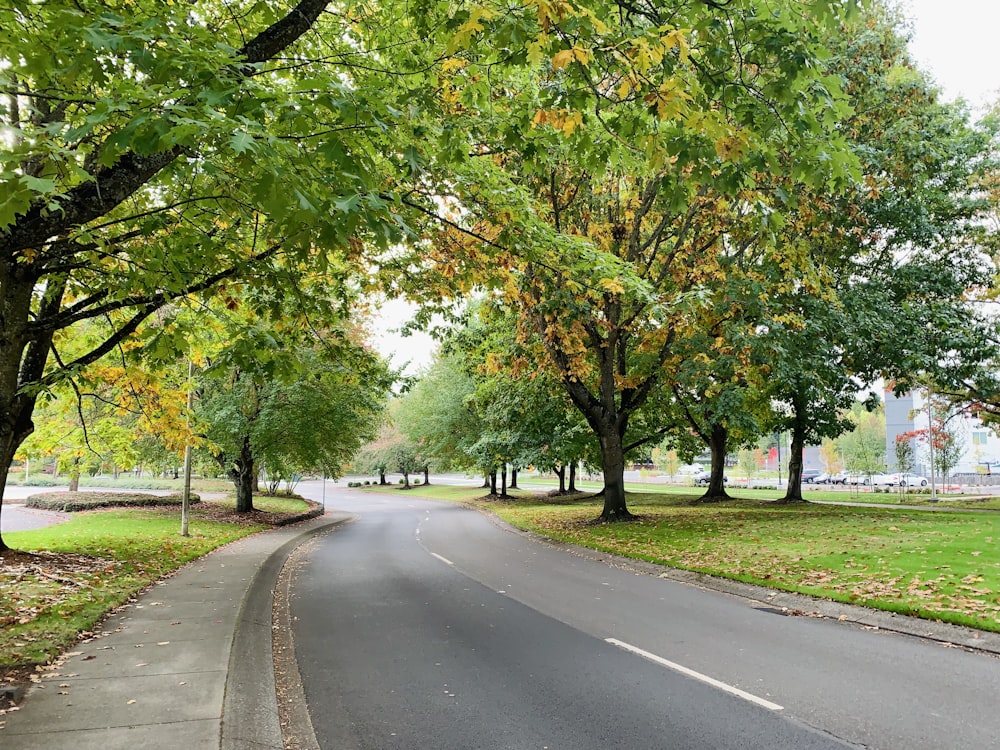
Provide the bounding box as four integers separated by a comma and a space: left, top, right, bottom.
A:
372, 482, 1000, 633
0, 494, 313, 677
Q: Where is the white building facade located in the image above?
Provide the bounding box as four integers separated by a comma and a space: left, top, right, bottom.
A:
885, 389, 1000, 478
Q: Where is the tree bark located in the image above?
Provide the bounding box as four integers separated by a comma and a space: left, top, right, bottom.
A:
569, 462, 578, 493
0, 271, 64, 549
423, 466, 430, 485
599, 431, 632, 520
500, 464, 508, 498
780, 420, 807, 503
489, 470, 497, 495
68, 460, 80, 493
556, 465, 566, 493
697, 423, 731, 502
510, 468, 518, 488
379, 469, 387, 485
230, 434, 256, 512
0, 462, 12, 551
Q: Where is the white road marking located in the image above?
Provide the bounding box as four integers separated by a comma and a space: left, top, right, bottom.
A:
430, 552, 454, 566
605, 638, 783, 711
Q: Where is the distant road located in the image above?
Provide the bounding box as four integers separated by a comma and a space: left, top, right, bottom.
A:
287, 485, 1000, 749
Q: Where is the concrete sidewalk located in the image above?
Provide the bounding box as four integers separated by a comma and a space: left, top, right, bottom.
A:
1, 512, 350, 749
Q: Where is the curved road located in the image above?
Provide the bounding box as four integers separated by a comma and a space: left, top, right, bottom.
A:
290, 486, 998, 749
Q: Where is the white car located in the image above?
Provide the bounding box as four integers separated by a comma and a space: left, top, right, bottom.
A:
893, 472, 929, 488
847, 472, 895, 486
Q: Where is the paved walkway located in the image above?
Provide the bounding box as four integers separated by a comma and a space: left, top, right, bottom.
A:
1, 512, 350, 749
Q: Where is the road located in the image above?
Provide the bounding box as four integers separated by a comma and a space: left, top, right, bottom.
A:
288, 485, 1000, 749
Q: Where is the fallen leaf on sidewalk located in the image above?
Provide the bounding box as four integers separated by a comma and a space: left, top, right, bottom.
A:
127, 699, 136, 705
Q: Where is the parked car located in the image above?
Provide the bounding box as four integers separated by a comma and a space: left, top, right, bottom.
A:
893, 472, 929, 488
693, 470, 728, 485
677, 464, 704, 476
847, 472, 894, 486
801, 469, 822, 483
814, 472, 847, 484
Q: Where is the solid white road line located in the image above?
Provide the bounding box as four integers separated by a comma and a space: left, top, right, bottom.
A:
605, 638, 783, 711
430, 552, 454, 566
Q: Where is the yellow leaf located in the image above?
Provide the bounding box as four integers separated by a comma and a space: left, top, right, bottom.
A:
552, 49, 575, 70
598, 277, 626, 295
527, 39, 546, 66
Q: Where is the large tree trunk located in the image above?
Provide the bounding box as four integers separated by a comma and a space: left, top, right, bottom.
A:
379, 469, 387, 485
781, 421, 807, 503
68, 459, 80, 493
510, 468, 518, 488
489, 470, 497, 495
0, 272, 65, 552
697, 423, 731, 502
500, 465, 508, 498
569, 462, 578, 492
230, 434, 256, 513
423, 465, 430, 485
599, 430, 632, 521
0, 461, 13, 552
555, 465, 566, 493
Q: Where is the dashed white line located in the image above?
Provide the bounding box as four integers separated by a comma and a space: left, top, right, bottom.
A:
605, 638, 783, 711
430, 552, 454, 566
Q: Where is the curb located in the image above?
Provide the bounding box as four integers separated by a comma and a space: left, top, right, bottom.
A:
220, 514, 350, 750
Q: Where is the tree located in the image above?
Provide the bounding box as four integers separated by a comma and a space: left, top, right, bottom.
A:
837, 404, 887, 482
399, 0, 862, 520
395, 352, 484, 477
893, 433, 915, 496
198, 325, 390, 511
737, 448, 764, 489
0, 0, 432, 549
900, 395, 967, 484
751, 3, 990, 502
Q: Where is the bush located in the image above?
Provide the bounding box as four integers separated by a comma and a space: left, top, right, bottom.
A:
26, 491, 201, 513
10, 475, 64, 487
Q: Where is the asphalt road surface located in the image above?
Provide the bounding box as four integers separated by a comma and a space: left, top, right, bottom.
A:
290, 486, 1000, 749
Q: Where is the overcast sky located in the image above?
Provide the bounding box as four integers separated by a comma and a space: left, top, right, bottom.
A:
903, 0, 1000, 109
372, 2, 1000, 373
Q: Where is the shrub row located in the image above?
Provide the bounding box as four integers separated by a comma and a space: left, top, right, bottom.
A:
25, 491, 201, 513
345, 479, 424, 488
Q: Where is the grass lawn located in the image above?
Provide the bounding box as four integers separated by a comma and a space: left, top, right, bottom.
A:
370, 482, 1000, 633
0, 493, 312, 673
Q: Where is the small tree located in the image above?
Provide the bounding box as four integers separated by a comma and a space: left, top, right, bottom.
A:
737, 448, 764, 488
393, 442, 423, 489
656, 448, 681, 482
837, 405, 887, 485
893, 435, 915, 497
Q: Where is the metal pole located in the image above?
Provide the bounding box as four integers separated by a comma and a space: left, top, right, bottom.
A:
928, 390, 937, 503
181, 359, 194, 535
777, 433, 782, 488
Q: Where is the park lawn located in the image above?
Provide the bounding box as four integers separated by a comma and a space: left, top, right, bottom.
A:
0, 506, 266, 670
371, 483, 1000, 633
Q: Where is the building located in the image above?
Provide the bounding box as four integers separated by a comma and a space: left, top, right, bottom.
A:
884, 389, 999, 477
